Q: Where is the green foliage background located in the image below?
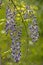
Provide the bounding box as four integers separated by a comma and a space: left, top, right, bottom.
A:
0, 0, 43, 65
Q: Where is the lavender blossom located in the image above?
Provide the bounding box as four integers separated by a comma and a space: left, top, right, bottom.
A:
5, 6, 22, 62
29, 12, 39, 42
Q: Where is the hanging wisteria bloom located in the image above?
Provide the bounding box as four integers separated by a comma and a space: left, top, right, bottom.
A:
5, 5, 22, 62
29, 12, 39, 42
24, 5, 39, 42
5, 0, 39, 63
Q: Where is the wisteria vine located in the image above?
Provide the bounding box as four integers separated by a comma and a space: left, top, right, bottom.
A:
5, 0, 39, 62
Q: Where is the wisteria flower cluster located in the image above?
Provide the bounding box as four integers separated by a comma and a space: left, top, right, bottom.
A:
5, 0, 39, 62
5, 6, 22, 62
28, 10, 39, 42
29, 16, 39, 42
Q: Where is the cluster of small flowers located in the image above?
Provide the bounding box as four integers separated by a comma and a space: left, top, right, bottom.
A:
29, 16, 39, 42
23, 5, 33, 20
25, 5, 39, 42
5, 6, 16, 34
11, 28, 22, 62
5, 6, 21, 62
